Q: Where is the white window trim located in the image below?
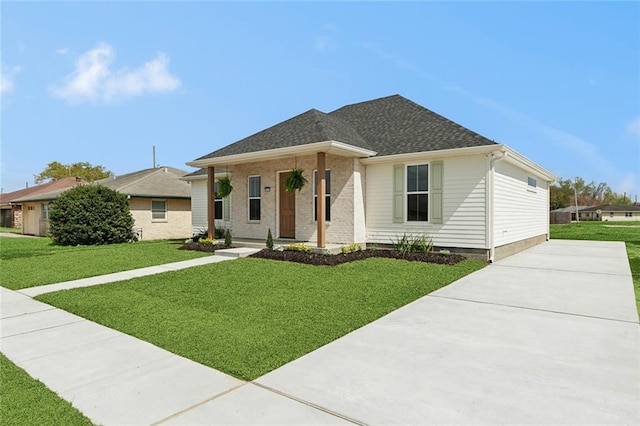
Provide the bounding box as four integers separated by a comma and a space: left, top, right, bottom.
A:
151, 199, 168, 222
406, 163, 429, 223
248, 175, 261, 222
313, 169, 331, 223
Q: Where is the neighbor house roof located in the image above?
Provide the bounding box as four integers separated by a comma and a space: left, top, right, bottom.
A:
580, 204, 640, 213
550, 206, 590, 213
5, 177, 84, 205
96, 167, 191, 199
192, 95, 497, 163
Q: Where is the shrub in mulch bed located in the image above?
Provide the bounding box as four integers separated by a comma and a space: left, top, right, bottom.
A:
249, 249, 466, 266
179, 243, 232, 253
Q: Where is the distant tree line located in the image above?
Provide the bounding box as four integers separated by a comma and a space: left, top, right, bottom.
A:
550, 177, 634, 210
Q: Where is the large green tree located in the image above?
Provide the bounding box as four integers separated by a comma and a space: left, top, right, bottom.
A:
49, 185, 135, 246
34, 161, 111, 184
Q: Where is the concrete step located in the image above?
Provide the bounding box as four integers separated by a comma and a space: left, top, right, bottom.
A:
215, 247, 262, 258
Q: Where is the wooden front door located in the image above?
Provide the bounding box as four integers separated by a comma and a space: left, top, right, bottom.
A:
279, 172, 295, 238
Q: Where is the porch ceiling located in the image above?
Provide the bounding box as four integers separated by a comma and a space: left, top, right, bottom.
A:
187, 140, 377, 168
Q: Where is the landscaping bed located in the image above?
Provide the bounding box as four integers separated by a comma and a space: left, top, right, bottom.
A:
250, 248, 466, 266
179, 242, 231, 253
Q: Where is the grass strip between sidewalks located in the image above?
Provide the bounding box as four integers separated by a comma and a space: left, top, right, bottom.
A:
0, 237, 210, 290
37, 257, 485, 381
0, 353, 93, 425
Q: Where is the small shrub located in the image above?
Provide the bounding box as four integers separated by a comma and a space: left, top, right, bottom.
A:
340, 243, 363, 254
192, 228, 225, 242
215, 228, 225, 239
49, 185, 135, 246
266, 228, 274, 249
392, 233, 433, 256
199, 238, 218, 245
224, 229, 232, 247
284, 243, 312, 253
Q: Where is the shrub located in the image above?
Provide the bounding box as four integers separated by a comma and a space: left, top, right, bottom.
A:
193, 228, 224, 241
284, 243, 312, 252
198, 238, 218, 245
392, 233, 433, 256
340, 243, 363, 254
266, 228, 274, 249
49, 185, 135, 246
224, 228, 232, 247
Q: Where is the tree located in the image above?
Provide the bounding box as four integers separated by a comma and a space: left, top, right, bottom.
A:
34, 161, 111, 184
49, 185, 135, 246
549, 176, 627, 210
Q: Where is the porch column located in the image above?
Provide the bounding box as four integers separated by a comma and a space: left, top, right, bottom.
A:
207, 166, 215, 240
316, 152, 326, 248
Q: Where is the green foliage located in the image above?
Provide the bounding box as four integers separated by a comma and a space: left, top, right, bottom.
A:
340, 243, 363, 254
216, 176, 233, 198
392, 233, 433, 256
1, 354, 93, 425
0, 237, 208, 289
284, 242, 312, 252
550, 176, 627, 210
224, 228, 232, 247
34, 161, 111, 184
284, 168, 308, 192
198, 238, 218, 245
38, 256, 484, 380
49, 185, 135, 246
266, 228, 274, 249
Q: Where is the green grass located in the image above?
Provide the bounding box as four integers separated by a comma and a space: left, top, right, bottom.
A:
0, 227, 22, 234
37, 257, 484, 381
550, 221, 640, 315
0, 237, 210, 289
0, 353, 93, 425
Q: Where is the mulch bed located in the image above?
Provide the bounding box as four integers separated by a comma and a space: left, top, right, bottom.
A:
179, 242, 232, 253
249, 249, 466, 266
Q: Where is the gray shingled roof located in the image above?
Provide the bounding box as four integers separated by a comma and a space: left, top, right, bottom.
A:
194, 95, 497, 161
580, 204, 640, 212
97, 167, 191, 198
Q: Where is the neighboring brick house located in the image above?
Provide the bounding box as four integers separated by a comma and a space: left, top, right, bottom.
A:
0, 177, 84, 229
16, 167, 192, 241
185, 95, 557, 262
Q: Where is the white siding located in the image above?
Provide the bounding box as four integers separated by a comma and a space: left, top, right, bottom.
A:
493, 160, 548, 246
190, 180, 208, 234
365, 155, 488, 248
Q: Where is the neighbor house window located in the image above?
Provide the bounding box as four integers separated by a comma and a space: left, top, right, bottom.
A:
313, 170, 331, 222
41, 204, 49, 220
213, 183, 223, 220
528, 177, 537, 188
626, 212, 633, 218
152, 200, 167, 221
407, 164, 429, 221
248, 176, 261, 221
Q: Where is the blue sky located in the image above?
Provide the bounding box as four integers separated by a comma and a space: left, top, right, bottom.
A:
2, 1, 639, 198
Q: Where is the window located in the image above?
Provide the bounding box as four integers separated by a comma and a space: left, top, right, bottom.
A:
313, 170, 331, 221
248, 176, 261, 221
213, 183, 223, 220
151, 200, 167, 221
528, 177, 537, 188
626, 212, 633, 218
41, 204, 49, 220
407, 164, 429, 222
610, 212, 614, 218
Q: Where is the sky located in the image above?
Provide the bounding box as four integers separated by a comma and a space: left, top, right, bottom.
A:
1, 1, 639, 198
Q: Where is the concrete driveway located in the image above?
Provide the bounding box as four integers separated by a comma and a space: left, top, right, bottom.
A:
246, 239, 638, 424
2, 239, 638, 424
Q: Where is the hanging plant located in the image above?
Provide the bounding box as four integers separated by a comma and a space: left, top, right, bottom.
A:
285, 168, 308, 192
216, 175, 233, 198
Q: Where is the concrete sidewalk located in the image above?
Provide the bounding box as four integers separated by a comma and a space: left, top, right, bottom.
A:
1, 239, 638, 424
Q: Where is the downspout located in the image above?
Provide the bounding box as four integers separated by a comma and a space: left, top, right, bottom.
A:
487, 149, 508, 263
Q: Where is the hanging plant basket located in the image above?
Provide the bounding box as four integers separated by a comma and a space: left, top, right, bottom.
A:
285, 168, 308, 192
216, 176, 233, 198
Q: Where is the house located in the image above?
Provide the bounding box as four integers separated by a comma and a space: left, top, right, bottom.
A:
15, 167, 192, 240
550, 205, 590, 223
578, 204, 640, 222
185, 95, 557, 262
0, 177, 84, 231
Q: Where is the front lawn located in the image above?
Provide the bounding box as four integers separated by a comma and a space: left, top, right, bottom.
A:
550, 221, 640, 314
0, 353, 93, 425
0, 227, 22, 234
0, 237, 210, 289
37, 257, 484, 381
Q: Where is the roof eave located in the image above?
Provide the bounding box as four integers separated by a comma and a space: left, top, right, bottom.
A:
360, 144, 504, 164
187, 141, 377, 168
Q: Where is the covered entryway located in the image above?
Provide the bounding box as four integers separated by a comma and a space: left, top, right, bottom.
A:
279, 172, 295, 239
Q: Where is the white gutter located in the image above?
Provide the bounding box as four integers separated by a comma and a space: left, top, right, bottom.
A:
187, 140, 377, 168
487, 148, 508, 263
360, 144, 504, 164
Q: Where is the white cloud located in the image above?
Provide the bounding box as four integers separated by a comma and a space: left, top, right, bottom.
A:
51, 43, 181, 104
626, 116, 640, 137
1, 64, 21, 95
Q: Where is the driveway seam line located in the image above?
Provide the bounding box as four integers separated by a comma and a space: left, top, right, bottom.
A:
492, 263, 630, 277
0, 318, 86, 339
152, 382, 248, 425
429, 294, 639, 324
251, 382, 367, 425
0, 306, 57, 319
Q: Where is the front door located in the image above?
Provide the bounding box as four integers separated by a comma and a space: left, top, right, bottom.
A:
279, 172, 295, 238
